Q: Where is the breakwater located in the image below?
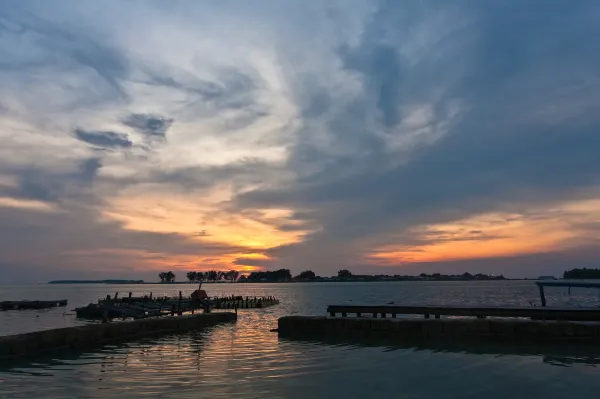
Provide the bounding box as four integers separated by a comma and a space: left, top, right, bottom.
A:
0, 312, 236, 359
278, 316, 600, 342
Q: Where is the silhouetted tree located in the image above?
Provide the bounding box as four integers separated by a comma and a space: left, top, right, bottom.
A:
297, 270, 316, 279
247, 269, 292, 282
165, 271, 175, 283
208, 270, 218, 282
337, 269, 352, 278
186, 271, 197, 282
159, 272, 167, 283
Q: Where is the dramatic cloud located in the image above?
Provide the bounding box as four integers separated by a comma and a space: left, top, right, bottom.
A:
1, 0, 600, 282
75, 129, 133, 148
122, 113, 173, 138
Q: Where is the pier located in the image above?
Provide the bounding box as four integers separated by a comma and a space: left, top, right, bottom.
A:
327, 304, 600, 321
279, 304, 600, 342
0, 312, 237, 359
75, 294, 279, 320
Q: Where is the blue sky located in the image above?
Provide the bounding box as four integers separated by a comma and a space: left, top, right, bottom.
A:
1, 1, 600, 282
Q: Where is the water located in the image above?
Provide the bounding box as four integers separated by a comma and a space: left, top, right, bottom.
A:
1, 281, 600, 398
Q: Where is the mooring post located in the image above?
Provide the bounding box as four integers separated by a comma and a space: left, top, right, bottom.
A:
538, 284, 547, 307
177, 291, 183, 315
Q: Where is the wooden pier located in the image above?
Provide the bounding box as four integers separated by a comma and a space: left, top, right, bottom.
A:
327, 304, 600, 321
75, 294, 279, 320
1, 300, 67, 311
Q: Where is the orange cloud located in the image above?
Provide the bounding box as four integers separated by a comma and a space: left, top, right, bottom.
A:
102, 184, 312, 253
370, 199, 600, 265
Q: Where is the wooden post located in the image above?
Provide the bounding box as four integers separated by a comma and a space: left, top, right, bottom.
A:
128, 292, 132, 298
150, 292, 153, 300
357, 312, 362, 317
373, 312, 377, 318
424, 313, 430, 319
177, 291, 183, 315
341, 312, 347, 317
381, 313, 386, 318
538, 284, 547, 307
435, 314, 440, 319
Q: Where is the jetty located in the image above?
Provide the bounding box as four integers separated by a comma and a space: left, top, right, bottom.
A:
279, 303, 600, 342
0, 312, 236, 359
1, 300, 68, 311
74, 293, 279, 320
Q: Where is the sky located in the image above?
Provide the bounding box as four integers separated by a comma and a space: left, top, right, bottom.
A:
1, 0, 600, 283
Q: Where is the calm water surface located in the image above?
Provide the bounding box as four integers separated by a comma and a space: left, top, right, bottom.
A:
1, 281, 600, 398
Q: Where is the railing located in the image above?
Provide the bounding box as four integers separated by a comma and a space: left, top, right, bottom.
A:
326, 305, 600, 321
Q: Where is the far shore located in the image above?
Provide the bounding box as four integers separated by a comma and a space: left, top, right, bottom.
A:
46, 278, 538, 285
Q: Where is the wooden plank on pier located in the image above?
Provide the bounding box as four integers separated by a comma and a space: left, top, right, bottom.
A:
326, 304, 600, 321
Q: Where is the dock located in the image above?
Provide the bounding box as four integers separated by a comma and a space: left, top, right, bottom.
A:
74, 294, 279, 320
1, 300, 68, 311
327, 304, 600, 321
278, 304, 600, 342
0, 312, 237, 359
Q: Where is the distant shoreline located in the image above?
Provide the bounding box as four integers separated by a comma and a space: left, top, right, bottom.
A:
47, 278, 530, 285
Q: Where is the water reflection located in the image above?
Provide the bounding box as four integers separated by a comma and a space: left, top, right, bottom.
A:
279, 333, 600, 368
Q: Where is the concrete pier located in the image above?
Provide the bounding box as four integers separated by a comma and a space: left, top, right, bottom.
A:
278, 316, 600, 342
0, 312, 237, 359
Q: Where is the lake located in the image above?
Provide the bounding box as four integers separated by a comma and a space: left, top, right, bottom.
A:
1, 280, 600, 398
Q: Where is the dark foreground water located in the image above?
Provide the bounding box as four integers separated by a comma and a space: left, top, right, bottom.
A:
1, 281, 600, 398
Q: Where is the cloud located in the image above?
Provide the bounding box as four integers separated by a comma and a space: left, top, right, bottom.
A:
1, 0, 600, 282
122, 113, 173, 138
74, 128, 132, 148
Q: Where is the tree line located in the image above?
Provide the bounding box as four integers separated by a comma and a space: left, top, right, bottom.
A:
186, 270, 240, 282
158, 270, 241, 283
563, 268, 600, 279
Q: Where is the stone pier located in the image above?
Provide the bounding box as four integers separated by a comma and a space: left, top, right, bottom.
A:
0, 312, 237, 359
278, 316, 600, 342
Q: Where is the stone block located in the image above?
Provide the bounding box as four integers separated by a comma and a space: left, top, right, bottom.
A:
423, 320, 444, 337
9, 338, 27, 355
372, 319, 393, 332
39, 328, 67, 349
